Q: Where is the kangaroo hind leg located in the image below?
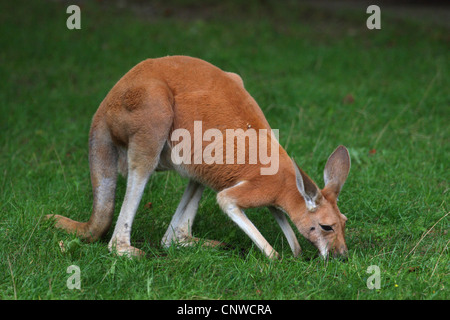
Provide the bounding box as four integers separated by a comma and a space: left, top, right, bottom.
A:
108, 82, 174, 258
162, 180, 226, 249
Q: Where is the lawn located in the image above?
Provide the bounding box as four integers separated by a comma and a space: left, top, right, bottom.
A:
0, 0, 448, 300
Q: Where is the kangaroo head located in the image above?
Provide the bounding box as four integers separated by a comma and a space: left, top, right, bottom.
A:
292, 146, 351, 259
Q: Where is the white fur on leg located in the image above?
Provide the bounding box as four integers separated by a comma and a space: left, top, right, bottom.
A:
162, 180, 204, 247
270, 207, 301, 257
217, 186, 279, 259
108, 169, 150, 257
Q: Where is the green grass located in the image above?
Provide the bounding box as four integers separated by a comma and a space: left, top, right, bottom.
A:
0, 0, 448, 300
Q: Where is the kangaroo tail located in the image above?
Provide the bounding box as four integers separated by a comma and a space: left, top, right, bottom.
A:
47, 115, 118, 242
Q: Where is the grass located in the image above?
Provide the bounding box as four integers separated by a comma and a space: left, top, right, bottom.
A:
0, 0, 448, 300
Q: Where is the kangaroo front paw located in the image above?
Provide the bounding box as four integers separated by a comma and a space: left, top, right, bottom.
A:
269, 250, 281, 260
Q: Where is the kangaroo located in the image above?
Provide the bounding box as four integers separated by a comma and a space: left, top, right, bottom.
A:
47, 56, 351, 260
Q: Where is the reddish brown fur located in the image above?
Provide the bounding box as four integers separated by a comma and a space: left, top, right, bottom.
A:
47, 56, 350, 259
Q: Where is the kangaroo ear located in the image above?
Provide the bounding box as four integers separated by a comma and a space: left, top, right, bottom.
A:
292, 158, 322, 212
323, 145, 351, 197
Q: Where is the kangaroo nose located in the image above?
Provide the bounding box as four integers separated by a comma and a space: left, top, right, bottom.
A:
332, 245, 348, 262
338, 254, 348, 262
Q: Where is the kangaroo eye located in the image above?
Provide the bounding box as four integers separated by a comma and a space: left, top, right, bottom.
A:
319, 224, 333, 232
